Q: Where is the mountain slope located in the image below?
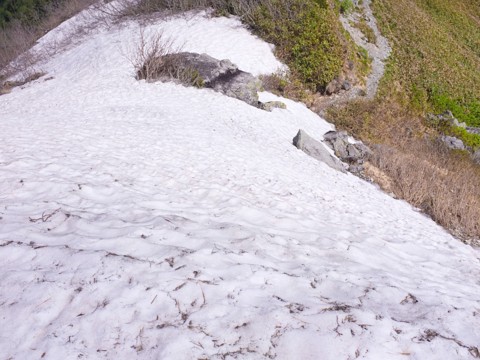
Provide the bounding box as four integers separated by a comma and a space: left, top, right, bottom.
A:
1, 9, 480, 360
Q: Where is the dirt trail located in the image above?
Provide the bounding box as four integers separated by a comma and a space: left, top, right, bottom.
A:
314, 0, 391, 113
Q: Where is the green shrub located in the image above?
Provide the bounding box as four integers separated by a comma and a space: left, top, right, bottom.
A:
429, 88, 480, 127
352, 17, 377, 44
251, 0, 344, 91
338, 0, 354, 14
356, 45, 371, 79
449, 127, 480, 150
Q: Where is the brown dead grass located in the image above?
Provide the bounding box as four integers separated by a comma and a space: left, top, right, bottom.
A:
0, 71, 45, 95
327, 98, 480, 243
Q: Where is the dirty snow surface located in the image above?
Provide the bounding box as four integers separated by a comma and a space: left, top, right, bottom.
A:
1, 9, 480, 360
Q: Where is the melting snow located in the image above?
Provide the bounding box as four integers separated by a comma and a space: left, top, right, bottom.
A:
1, 8, 479, 360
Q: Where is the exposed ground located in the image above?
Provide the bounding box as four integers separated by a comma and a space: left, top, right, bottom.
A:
313, 0, 391, 113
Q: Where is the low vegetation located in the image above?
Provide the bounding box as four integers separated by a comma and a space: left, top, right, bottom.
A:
250, 0, 344, 91
0, 0, 95, 74
372, 0, 480, 126
328, 99, 480, 242
325, 0, 480, 242
351, 16, 376, 44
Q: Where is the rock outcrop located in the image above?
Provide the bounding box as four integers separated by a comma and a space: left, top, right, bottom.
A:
322, 130, 372, 174
139, 52, 282, 109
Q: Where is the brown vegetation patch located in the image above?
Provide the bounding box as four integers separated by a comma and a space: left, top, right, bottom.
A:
327, 98, 480, 243
0, 71, 45, 95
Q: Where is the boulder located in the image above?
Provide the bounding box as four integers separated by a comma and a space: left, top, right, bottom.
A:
292, 130, 347, 173
323, 130, 372, 163
209, 70, 262, 107
142, 52, 263, 108
153, 52, 237, 84
322, 130, 372, 174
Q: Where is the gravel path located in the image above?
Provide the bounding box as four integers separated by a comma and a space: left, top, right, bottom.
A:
314, 0, 391, 113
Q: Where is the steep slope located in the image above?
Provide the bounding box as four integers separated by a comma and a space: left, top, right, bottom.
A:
1, 10, 479, 360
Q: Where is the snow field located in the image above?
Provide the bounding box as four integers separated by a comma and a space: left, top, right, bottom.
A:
1, 8, 480, 360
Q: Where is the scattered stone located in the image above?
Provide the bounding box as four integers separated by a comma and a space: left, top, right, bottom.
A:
260, 101, 287, 112
325, 76, 348, 95
466, 127, 480, 135
427, 111, 480, 164
440, 135, 465, 150
453, 118, 467, 128
292, 129, 347, 173
427, 110, 467, 128
325, 80, 339, 95
342, 80, 352, 91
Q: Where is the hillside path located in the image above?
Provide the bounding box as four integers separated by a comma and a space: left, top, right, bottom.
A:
314, 0, 391, 113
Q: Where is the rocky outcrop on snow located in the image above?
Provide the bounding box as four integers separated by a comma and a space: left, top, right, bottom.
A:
323, 130, 372, 174
292, 129, 372, 175
292, 129, 347, 173
139, 52, 284, 110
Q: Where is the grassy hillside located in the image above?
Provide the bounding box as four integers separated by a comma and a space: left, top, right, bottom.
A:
327, 0, 480, 241
373, 0, 480, 126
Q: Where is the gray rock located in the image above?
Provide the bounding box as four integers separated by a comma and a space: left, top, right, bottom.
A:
440, 135, 465, 150
342, 80, 352, 91
453, 118, 467, 128
209, 70, 262, 107
325, 78, 343, 95
323, 130, 349, 158
348, 164, 365, 174
323, 130, 372, 163
143, 52, 262, 107
466, 127, 480, 135
325, 80, 339, 95
472, 149, 480, 165
157, 53, 237, 84
292, 130, 347, 173
427, 110, 467, 129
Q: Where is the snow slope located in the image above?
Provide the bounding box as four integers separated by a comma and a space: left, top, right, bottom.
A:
1, 9, 480, 360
